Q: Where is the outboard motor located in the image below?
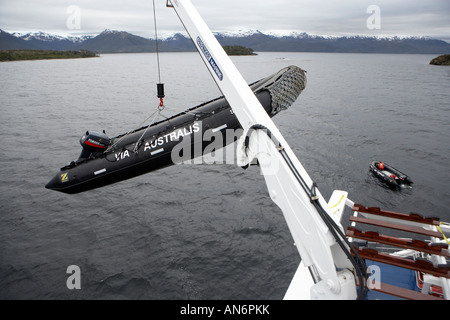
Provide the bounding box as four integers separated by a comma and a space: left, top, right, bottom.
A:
79, 130, 111, 159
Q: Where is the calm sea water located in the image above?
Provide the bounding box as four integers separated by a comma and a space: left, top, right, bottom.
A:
0, 52, 449, 299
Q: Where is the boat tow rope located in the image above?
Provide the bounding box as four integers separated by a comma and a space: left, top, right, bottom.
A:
133, 109, 163, 153
243, 124, 369, 299
104, 108, 162, 155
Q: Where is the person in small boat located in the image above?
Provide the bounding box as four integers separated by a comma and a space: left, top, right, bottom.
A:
378, 162, 401, 180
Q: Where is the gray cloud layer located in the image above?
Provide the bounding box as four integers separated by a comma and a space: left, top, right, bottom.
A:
1, 0, 449, 41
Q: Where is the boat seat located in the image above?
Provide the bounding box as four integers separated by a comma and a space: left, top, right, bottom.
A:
381, 170, 396, 177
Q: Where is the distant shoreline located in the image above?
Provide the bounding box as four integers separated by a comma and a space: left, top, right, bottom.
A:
223, 45, 257, 56
429, 54, 450, 66
2, 29, 449, 54
0, 49, 98, 62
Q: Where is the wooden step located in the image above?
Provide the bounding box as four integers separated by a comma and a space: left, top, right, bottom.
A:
352, 204, 440, 226
353, 247, 450, 279
347, 227, 449, 257
357, 281, 444, 300
349, 216, 444, 239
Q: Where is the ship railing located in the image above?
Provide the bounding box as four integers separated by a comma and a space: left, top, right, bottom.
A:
328, 191, 450, 300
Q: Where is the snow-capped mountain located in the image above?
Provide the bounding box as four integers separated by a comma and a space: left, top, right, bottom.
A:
13, 31, 93, 43
2, 31, 93, 50
13, 31, 64, 42
1, 29, 449, 54
213, 29, 264, 38
66, 35, 94, 43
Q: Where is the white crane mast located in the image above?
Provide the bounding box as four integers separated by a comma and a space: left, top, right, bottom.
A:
168, 0, 360, 299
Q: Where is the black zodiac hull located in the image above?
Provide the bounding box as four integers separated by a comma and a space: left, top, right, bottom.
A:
46, 66, 307, 194
369, 160, 413, 189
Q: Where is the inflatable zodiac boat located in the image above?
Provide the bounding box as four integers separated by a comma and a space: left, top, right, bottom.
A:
46, 65, 307, 194
369, 160, 413, 189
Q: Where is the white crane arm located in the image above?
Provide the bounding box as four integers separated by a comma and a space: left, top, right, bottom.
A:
168, 0, 363, 299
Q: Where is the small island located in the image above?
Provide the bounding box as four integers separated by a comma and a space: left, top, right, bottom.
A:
0, 49, 98, 62
223, 45, 257, 56
429, 54, 450, 66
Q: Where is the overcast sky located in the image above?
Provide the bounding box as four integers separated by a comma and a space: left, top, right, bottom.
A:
1, 0, 449, 41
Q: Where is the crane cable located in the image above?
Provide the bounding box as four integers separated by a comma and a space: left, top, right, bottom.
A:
106, 1, 165, 154
152, 0, 165, 110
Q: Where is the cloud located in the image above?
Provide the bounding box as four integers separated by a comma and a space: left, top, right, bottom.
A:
0, 0, 449, 41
